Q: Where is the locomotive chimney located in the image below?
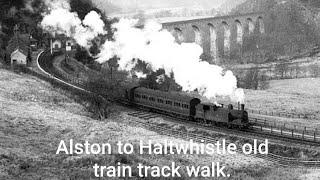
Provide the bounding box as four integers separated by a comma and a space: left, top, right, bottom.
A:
241, 104, 245, 114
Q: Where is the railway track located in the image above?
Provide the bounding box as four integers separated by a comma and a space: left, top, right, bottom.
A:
35, 51, 320, 168
125, 109, 320, 168
126, 108, 320, 149
127, 111, 160, 120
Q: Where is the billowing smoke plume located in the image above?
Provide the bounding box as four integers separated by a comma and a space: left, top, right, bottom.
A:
96, 19, 245, 103
40, 0, 105, 48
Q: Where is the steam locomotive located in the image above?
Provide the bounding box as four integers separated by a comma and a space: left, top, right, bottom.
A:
124, 87, 250, 129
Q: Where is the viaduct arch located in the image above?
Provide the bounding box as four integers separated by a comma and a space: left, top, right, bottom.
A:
162, 12, 265, 64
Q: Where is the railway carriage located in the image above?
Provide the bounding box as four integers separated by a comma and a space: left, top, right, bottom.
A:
128, 87, 201, 119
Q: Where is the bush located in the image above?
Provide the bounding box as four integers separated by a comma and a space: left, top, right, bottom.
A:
275, 63, 289, 79
259, 73, 270, 90
309, 63, 320, 77
240, 67, 270, 90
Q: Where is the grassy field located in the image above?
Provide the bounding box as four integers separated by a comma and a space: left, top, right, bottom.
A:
1, 68, 319, 179
245, 77, 320, 128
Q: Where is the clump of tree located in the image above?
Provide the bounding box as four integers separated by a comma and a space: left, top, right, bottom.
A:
83, 56, 130, 119
86, 57, 128, 96
200, 53, 213, 63
239, 67, 269, 90
138, 69, 182, 92
132, 59, 182, 92
74, 46, 94, 65
274, 63, 289, 79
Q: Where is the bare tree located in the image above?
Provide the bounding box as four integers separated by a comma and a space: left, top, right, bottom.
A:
275, 63, 289, 79
294, 63, 302, 78
241, 67, 270, 90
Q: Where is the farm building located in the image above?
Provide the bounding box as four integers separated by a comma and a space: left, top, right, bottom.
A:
10, 48, 27, 65
6, 27, 31, 66
50, 34, 76, 54
51, 39, 62, 51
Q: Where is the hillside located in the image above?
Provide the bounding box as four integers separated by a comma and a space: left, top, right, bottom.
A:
1, 67, 319, 179
0, 69, 269, 179
218, 0, 247, 13
245, 77, 320, 127
226, 0, 320, 60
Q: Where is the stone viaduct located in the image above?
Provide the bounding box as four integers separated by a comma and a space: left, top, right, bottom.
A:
161, 12, 266, 64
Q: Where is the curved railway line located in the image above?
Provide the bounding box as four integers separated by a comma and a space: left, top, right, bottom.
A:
36, 50, 320, 168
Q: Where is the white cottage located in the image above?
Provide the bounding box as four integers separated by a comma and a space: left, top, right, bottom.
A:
10, 48, 27, 65
52, 39, 62, 50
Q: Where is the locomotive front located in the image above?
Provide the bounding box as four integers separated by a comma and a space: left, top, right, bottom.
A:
228, 104, 249, 128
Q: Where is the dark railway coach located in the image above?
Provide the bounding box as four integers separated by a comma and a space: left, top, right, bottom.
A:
128, 87, 201, 119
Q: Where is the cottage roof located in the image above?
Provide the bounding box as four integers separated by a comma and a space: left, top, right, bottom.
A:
10, 48, 27, 58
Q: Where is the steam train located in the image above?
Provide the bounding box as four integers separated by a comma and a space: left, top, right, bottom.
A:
124, 87, 250, 129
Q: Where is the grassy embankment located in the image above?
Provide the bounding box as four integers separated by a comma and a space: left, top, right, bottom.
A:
245, 77, 320, 128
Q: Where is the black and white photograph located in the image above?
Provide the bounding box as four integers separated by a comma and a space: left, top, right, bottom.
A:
0, 0, 320, 179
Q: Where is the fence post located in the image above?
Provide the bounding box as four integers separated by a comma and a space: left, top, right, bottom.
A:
292, 129, 294, 137
281, 126, 283, 135
302, 131, 304, 140
271, 125, 273, 133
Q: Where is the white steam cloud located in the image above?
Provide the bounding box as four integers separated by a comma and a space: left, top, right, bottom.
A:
40, 0, 105, 48
96, 19, 245, 103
